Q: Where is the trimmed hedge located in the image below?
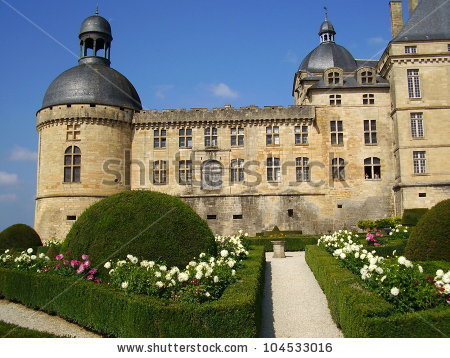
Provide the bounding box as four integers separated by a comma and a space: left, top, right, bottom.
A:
64, 191, 216, 269
0, 246, 265, 338
364, 239, 407, 257
305, 245, 450, 337
249, 235, 319, 251
0, 224, 42, 250
0, 320, 60, 338
405, 200, 450, 261
402, 208, 428, 227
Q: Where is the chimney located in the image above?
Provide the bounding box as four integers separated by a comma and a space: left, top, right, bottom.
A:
408, 0, 419, 15
389, 1, 404, 38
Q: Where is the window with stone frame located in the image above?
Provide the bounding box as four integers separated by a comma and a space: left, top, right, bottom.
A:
363, 94, 375, 105
364, 120, 377, 145
331, 157, 345, 180
295, 125, 309, 145
364, 157, 381, 180
328, 71, 341, 85
329, 94, 342, 106
66, 124, 81, 141
202, 160, 223, 189
153, 160, 167, 185
407, 69, 421, 98
153, 129, 167, 148
405, 46, 417, 54
361, 71, 374, 84
266, 126, 280, 146
330, 120, 344, 145
64, 146, 81, 183
178, 160, 192, 184
179, 128, 193, 148
204, 127, 218, 147
266, 156, 281, 182
410, 113, 424, 138
413, 151, 426, 174
230, 159, 244, 183
230, 127, 244, 147
295, 157, 310, 182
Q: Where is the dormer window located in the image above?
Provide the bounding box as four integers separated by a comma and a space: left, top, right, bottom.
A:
328, 72, 340, 85
324, 68, 343, 86
357, 67, 376, 85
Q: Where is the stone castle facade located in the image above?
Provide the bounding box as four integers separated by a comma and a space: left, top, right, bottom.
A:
34, 0, 450, 240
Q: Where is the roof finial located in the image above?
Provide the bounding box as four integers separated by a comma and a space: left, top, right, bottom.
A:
95, 4, 99, 15
324, 6, 328, 21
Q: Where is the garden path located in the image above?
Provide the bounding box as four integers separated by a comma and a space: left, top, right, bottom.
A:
0, 300, 100, 338
260, 251, 343, 338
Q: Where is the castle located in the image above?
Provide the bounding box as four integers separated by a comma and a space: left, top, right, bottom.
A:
34, 0, 450, 240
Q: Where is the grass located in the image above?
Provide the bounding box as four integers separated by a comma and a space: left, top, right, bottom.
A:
0, 320, 60, 338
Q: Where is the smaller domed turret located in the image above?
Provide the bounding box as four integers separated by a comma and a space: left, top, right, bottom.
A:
319, 20, 336, 43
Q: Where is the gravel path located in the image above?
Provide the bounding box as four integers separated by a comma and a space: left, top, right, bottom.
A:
0, 300, 100, 338
260, 251, 343, 338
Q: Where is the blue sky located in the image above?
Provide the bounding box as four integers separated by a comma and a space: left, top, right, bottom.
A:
0, 0, 412, 231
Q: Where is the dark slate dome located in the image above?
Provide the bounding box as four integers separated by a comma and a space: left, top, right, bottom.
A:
42, 64, 142, 110
80, 15, 112, 38
319, 20, 335, 35
299, 43, 357, 73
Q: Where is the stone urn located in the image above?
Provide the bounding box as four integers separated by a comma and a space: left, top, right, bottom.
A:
271, 240, 286, 258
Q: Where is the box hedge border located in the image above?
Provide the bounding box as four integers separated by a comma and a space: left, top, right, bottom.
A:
305, 245, 450, 338
249, 235, 319, 251
0, 246, 265, 338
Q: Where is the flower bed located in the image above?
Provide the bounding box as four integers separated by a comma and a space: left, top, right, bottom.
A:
0, 245, 265, 337
305, 245, 450, 337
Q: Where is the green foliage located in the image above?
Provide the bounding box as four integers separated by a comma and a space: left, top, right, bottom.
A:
0, 224, 42, 250
369, 240, 407, 257
357, 220, 375, 230
63, 191, 216, 269
402, 208, 428, 226
406, 200, 450, 261
249, 235, 319, 251
305, 245, 450, 337
0, 320, 60, 338
375, 217, 402, 229
0, 246, 265, 338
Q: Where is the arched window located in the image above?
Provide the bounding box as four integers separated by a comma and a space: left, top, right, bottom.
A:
202, 160, 223, 189
364, 157, 381, 180
361, 71, 374, 84
328, 72, 340, 85
332, 158, 345, 180
296, 157, 310, 182
64, 146, 81, 183
230, 159, 244, 183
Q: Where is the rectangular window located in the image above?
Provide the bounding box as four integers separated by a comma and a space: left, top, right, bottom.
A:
407, 69, 421, 98
266, 126, 280, 146
405, 46, 417, 54
413, 151, 426, 174
153, 160, 167, 185
230, 127, 244, 147
66, 124, 81, 141
295, 125, 309, 145
204, 127, 218, 147
178, 160, 192, 184
295, 157, 310, 182
330, 120, 344, 145
153, 129, 167, 148
207, 215, 217, 220
267, 157, 281, 182
329, 94, 342, 106
233, 214, 243, 219
410, 113, 424, 138
179, 128, 193, 148
230, 159, 244, 183
364, 120, 377, 145
363, 94, 375, 105
66, 215, 77, 221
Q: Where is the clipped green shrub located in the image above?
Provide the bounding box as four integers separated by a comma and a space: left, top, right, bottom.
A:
63, 191, 216, 268
375, 217, 401, 229
0, 224, 42, 250
249, 235, 319, 251
357, 220, 375, 230
405, 200, 450, 261
402, 208, 428, 226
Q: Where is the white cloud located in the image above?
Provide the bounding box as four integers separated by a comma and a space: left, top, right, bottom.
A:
0, 171, 19, 186
0, 194, 17, 202
368, 37, 387, 45
208, 83, 238, 99
155, 85, 174, 99
9, 146, 37, 161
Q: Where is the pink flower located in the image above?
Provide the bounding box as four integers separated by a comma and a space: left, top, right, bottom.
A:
366, 233, 374, 241
87, 275, 94, 281
70, 260, 80, 268
55, 264, 61, 269
81, 254, 89, 261
88, 269, 97, 275
65, 251, 72, 256
83, 260, 91, 267
374, 243, 380, 246
94, 279, 101, 284
55, 254, 64, 260
76, 264, 86, 274
63, 260, 69, 266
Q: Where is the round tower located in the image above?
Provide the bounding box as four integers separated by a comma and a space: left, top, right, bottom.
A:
35, 10, 142, 241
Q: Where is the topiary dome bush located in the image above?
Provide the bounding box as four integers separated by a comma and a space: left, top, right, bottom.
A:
0, 224, 42, 250
405, 199, 450, 261
63, 190, 217, 268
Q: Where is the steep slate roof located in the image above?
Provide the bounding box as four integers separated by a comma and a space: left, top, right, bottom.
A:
393, 0, 450, 42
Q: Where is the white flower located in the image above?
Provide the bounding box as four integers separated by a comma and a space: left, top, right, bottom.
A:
165, 273, 172, 280
442, 274, 450, 284
155, 281, 164, 288
227, 259, 236, 268
390, 287, 399, 296
205, 292, 211, 297
199, 253, 206, 258
4, 249, 9, 254
360, 254, 366, 260
195, 271, 203, 280
104, 262, 111, 269
154, 271, 161, 278
30, 255, 36, 260
109, 269, 115, 275
27, 248, 33, 254
392, 250, 397, 256
381, 275, 387, 282
231, 269, 236, 276
375, 267, 384, 275
436, 270, 444, 278
178, 272, 189, 282
159, 265, 167, 271
189, 261, 196, 267
397, 256, 406, 265
369, 258, 378, 265
418, 265, 423, 274
121, 282, 129, 289
220, 250, 229, 258
244, 233, 249, 237
339, 253, 346, 259
213, 276, 219, 283
38, 253, 45, 259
